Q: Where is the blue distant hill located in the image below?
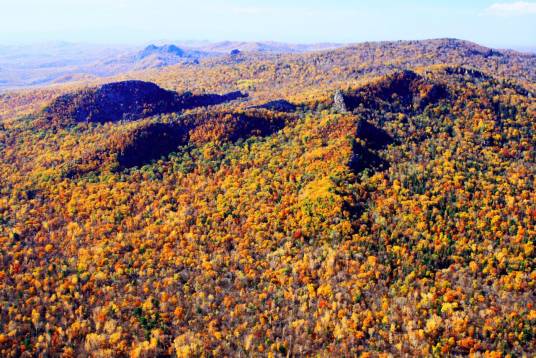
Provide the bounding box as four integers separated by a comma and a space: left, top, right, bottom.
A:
137, 44, 186, 59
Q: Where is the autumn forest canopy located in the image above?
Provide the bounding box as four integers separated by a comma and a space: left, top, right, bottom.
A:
0, 38, 535, 357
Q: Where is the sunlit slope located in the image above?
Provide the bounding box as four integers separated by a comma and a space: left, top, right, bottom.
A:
0, 62, 534, 356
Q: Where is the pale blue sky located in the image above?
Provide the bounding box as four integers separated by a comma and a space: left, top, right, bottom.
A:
1, 0, 535, 48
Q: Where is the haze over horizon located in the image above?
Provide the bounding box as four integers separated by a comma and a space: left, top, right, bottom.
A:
1, 0, 535, 49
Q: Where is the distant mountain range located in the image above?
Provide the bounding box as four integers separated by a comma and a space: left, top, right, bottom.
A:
0, 41, 345, 89
0, 39, 533, 90
102, 44, 208, 71
173, 40, 343, 54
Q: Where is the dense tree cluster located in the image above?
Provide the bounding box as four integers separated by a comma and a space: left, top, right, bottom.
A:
0, 40, 534, 356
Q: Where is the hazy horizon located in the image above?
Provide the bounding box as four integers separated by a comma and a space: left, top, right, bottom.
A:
0, 38, 534, 54
1, 0, 535, 49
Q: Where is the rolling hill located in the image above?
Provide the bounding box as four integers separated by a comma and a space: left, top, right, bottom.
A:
0, 39, 534, 356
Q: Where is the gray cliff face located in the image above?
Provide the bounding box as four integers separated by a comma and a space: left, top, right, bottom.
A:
333, 90, 348, 113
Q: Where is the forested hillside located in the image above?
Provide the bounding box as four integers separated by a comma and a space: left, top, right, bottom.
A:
0, 39, 534, 356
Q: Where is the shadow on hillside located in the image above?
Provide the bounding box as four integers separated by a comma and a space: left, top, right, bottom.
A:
338, 70, 449, 114
39, 80, 248, 127
116, 123, 189, 168
349, 119, 392, 174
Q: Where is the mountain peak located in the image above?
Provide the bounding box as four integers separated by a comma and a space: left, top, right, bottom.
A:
138, 44, 185, 59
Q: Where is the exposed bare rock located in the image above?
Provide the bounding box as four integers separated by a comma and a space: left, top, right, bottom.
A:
333, 90, 348, 113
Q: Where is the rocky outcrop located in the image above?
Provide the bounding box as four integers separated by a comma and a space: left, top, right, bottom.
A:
333, 90, 348, 113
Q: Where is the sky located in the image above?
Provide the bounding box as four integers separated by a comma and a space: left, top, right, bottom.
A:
0, 0, 535, 49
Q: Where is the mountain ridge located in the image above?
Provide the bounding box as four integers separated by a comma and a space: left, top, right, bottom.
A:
1, 38, 534, 90
0, 54, 535, 355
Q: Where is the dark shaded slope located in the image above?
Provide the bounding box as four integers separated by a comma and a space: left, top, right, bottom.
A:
342, 66, 535, 179
349, 120, 393, 174
182, 91, 247, 110
337, 70, 448, 175
355, 119, 394, 150
42, 81, 181, 125
340, 70, 449, 113
185, 110, 291, 145
116, 110, 287, 169
40, 81, 247, 127
115, 123, 189, 168
62, 109, 292, 175
251, 99, 297, 112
